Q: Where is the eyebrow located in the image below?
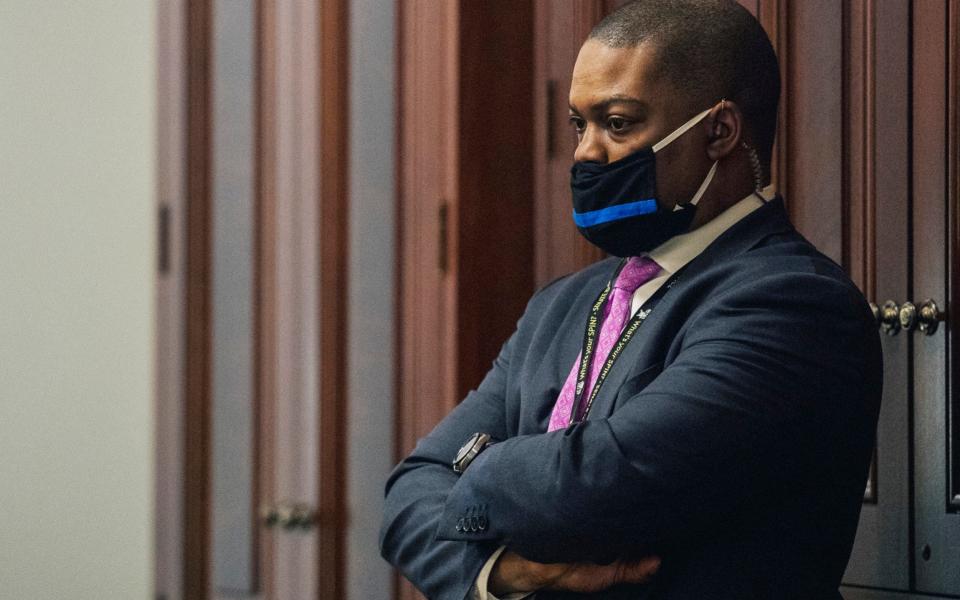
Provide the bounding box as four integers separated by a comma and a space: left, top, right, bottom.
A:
569, 94, 648, 114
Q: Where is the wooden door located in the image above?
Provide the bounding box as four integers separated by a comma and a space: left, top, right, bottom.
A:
911, 1, 960, 596
172, 1, 348, 598
395, 2, 534, 598
257, 0, 350, 596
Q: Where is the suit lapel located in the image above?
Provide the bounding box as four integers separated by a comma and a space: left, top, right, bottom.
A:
585, 197, 794, 422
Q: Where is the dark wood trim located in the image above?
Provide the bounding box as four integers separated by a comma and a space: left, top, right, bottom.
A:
949, 0, 960, 513
850, 0, 878, 301
183, 0, 213, 598
317, 0, 349, 596
757, 0, 789, 196
455, 0, 535, 398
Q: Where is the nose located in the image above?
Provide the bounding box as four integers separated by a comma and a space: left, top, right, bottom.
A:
573, 126, 606, 164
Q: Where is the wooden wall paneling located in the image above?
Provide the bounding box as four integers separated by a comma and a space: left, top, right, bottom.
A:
318, 0, 349, 596
395, 3, 536, 598
256, 2, 278, 596
533, 0, 606, 287
949, 0, 960, 519
737, 0, 760, 16
843, 0, 913, 591
184, 1, 213, 597
913, 0, 960, 595
755, 0, 789, 199
455, 0, 534, 398
396, 3, 460, 599
783, 0, 844, 263
396, 0, 460, 459
258, 1, 333, 596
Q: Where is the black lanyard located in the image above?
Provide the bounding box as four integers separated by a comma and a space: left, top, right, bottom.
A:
568, 258, 681, 425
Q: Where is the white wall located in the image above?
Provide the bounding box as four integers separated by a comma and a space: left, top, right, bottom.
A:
0, 2, 156, 598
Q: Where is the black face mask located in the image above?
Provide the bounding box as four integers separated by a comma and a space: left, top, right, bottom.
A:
570, 106, 718, 256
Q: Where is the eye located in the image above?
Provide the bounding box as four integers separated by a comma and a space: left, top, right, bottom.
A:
568, 116, 586, 133
606, 116, 631, 133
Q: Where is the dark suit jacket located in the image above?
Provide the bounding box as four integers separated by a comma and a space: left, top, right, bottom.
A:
380, 198, 883, 600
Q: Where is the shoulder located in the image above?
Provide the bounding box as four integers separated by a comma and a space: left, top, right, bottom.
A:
524, 257, 620, 312
687, 233, 878, 351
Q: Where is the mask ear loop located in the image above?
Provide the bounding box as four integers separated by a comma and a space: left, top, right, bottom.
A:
671, 99, 724, 211
652, 107, 713, 153
676, 161, 718, 210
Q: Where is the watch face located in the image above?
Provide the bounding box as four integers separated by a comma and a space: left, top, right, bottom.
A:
455, 433, 481, 464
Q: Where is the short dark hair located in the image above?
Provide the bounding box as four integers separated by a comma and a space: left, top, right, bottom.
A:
589, 0, 781, 168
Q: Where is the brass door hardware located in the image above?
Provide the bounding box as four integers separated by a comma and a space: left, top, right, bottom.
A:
916, 299, 944, 335
872, 300, 901, 336
261, 501, 318, 531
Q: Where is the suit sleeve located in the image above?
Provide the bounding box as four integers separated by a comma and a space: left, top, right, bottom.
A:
380, 297, 531, 599
436, 271, 881, 564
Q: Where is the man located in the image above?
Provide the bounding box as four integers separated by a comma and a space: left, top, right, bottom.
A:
380, 1, 882, 599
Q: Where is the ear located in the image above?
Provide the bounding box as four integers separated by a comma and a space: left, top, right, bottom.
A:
703, 99, 742, 161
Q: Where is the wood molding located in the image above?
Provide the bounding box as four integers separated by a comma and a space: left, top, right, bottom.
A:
317, 0, 350, 597
950, 0, 960, 512
255, 0, 276, 595
756, 0, 789, 197
395, 4, 461, 598
183, 0, 213, 598
842, 0, 912, 591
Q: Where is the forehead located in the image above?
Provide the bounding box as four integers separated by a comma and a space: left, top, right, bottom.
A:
569, 39, 663, 110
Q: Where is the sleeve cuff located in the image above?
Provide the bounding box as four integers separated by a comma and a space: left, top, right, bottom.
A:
473, 546, 534, 600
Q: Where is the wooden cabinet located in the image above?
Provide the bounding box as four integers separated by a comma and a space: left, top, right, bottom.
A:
909, 1, 960, 596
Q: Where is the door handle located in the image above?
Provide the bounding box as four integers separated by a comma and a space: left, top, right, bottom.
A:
898, 301, 917, 332
897, 299, 945, 335
869, 300, 901, 335
917, 299, 944, 335
261, 501, 318, 530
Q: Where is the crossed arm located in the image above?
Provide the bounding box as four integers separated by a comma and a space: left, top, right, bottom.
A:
380, 272, 874, 599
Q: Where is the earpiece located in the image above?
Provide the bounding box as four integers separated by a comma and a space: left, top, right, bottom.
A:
741, 141, 764, 192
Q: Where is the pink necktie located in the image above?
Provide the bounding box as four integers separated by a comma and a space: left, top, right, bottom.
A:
547, 256, 663, 431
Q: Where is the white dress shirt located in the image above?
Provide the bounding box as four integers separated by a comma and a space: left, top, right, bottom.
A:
473, 187, 776, 600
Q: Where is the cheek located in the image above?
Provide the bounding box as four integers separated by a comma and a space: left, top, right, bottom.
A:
606, 136, 648, 163
652, 151, 685, 204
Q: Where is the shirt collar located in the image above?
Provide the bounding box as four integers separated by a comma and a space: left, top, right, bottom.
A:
647, 185, 777, 275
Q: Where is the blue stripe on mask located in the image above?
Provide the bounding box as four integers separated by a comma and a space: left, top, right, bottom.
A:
572, 198, 659, 227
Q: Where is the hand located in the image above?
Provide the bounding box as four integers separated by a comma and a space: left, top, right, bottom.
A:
488, 549, 662, 596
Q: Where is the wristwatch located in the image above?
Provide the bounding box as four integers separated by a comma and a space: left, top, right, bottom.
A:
452, 432, 493, 474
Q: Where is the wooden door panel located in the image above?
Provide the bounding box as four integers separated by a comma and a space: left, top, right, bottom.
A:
395, 3, 534, 598
533, 0, 607, 286
780, 0, 843, 263
397, 1, 460, 475
842, 0, 913, 590
912, 0, 960, 595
